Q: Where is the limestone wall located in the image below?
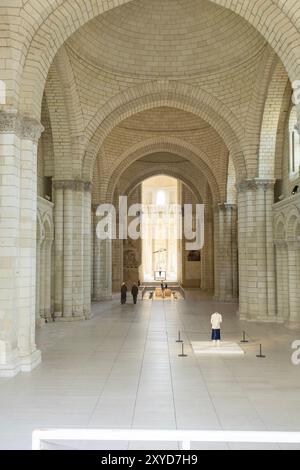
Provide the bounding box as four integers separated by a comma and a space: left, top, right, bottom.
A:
274, 194, 300, 325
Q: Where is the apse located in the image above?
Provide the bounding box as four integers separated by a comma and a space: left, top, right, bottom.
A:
141, 175, 179, 283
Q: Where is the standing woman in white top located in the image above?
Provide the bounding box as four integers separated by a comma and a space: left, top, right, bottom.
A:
211, 312, 222, 345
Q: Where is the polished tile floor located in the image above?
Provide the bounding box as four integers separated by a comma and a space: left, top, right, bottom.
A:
1, 292, 300, 450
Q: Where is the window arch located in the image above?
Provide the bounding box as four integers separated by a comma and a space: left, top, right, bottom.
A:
289, 106, 300, 177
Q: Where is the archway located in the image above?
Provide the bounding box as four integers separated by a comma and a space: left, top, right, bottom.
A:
17, 0, 300, 121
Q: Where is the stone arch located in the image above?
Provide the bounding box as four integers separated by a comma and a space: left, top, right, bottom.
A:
274, 82, 293, 181
274, 216, 286, 241
258, 60, 290, 179
43, 215, 54, 242
119, 168, 203, 206
296, 222, 300, 241
82, 82, 245, 182
243, 48, 277, 168
104, 137, 222, 204
226, 155, 237, 204
40, 95, 55, 180
44, 47, 85, 178
36, 212, 44, 241
18, 0, 300, 120
286, 208, 300, 240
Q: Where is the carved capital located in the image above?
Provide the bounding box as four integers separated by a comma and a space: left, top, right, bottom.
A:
287, 239, 300, 250
274, 239, 287, 248
0, 111, 20, 134
20, 117, 44, 142
53, 180, 92, 192
84, 182, 92, 192
52, 180, 68, 191
216, 203, 237, 213
276, 239, 300, 249
294, 119, 300, 136
0, 111, 43, 142
214, 203, 237, 213
237, 178, 275, 193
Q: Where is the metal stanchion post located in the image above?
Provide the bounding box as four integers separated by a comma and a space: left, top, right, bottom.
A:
240, 331, 249, 343
176, 331, 183, 343
178, 343, 188, 358
256, 344, 266, 358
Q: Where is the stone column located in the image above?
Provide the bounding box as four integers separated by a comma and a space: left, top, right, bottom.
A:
214, 204, 238, 301
237, 179, 277, 322
63, 184, 73, 319
53, 180, 92, 321
93, 239, 112, 300
83, 185, 92, 318
39, 240, 46, 319
201, 209, 214, 291
72, 184, 84, 319
274, 242, 289, 321
35, 239, 43, 327
91, 210, 94, 300
93, 208, 101, 300
44, 239, 52, 320
112, 218, 124, 293
0, 112, 43, 377
287, 241, 300, 323
53, 185, 63, 318
18, 119, 44, 370
93, 206, 113, 301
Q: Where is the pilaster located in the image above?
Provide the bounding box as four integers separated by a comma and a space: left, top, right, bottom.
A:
53, 180, 92, 321
237, 178, 277, 322
0, 111, 43, 376
214, 203, 238, 302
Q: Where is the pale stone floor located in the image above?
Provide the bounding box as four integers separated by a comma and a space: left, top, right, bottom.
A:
1, 291, 300, 450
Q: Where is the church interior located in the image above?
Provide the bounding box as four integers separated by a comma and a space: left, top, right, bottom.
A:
1, 0, 300, 451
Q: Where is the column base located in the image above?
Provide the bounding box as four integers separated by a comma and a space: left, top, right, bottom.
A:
54, 311, 63, 320
54, 315, 86, 322
53, 311, 92, 321
84, 310, 93, 320
93, 295, 113, 302
36, 317, 46, 329
239, 312, 284, 323
285, 321, 300, 331
0, 349, 41, 378
213, 297, 239, 304
213, 295, 239, 303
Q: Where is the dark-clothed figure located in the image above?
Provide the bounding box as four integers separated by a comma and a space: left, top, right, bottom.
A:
121, 283, 128, 305
132, 283, 139, 305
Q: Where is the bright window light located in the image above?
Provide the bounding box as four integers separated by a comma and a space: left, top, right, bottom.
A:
156, 190, 166, 206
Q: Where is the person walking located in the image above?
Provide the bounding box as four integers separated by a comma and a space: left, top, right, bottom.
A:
121, 282, 128, 305
160, 282, 165, 298
131, 283, 139, 305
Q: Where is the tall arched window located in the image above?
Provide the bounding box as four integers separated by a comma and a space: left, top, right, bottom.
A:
289, 106, 300, 177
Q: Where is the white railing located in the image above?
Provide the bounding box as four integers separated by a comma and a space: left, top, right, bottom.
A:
32, 429, 300, 450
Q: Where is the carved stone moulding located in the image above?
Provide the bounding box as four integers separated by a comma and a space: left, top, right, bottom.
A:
53, 180, 92, 192
237, 178, 275, 193
215, 203, 237, 212
0, 111, 44, 143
